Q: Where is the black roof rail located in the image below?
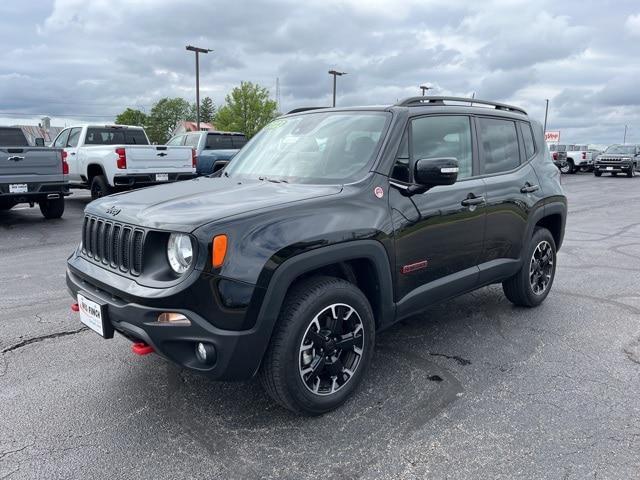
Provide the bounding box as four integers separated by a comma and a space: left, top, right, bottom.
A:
395, 96, 527, 116
286, 107, 329, 115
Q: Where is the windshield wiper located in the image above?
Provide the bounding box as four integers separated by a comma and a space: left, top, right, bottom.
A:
258, 176, 288, 183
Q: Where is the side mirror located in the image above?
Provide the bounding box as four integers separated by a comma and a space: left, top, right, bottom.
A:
414, 157, 459, 188
35, 137, 45, 147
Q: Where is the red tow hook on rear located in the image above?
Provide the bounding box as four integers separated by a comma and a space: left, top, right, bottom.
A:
131, 342, 154, 356
71, 303, 79, 312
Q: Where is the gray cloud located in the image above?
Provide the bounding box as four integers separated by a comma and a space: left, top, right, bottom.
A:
0, 0, 638, 144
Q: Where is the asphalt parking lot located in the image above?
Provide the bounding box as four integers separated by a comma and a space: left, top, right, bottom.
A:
1, 174, 639, 479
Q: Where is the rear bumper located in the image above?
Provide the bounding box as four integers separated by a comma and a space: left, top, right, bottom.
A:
112, 173, 197, 187
66, 255, 269, 380
0, 181, 69, 203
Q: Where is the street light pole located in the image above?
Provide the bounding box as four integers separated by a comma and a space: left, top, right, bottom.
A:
186, 45, 213, 130
543, 99, 549, 133
419, 85, 433, 96
328, 70, 347, 107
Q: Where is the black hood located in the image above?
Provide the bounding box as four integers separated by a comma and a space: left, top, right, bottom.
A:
86, 177, 342, 231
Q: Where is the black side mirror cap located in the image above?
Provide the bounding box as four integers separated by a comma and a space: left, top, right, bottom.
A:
35, 137, 45, 147
414, 157, 459, 188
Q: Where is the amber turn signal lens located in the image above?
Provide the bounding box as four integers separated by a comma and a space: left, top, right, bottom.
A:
212, 235, 228, 268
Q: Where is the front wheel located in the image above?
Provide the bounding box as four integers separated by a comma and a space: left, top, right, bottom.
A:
39, 197, 65, 219
503, 227, 557, 307
594, 171, 602, 177
628, 165, 636, 178
259, 276, 375, 415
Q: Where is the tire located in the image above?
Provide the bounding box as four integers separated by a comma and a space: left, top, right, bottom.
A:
90, 175, 112, 200
628, 165, 636, 178
502, 227, 557, 308
594, 171, 602, 177
612, 172, 618, 177
559, 161, 572, 174
259, 276, 375, 415
39, 197, 65, 219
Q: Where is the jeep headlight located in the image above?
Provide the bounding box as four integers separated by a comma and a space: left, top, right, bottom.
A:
167, 233, 193, 274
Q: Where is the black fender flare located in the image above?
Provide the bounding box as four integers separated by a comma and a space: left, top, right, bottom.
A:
525, 200, 567, 252
254, 239, 396, 352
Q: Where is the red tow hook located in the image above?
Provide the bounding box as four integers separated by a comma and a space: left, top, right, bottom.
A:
131, 342, 154, 356
71, 303, 79, 312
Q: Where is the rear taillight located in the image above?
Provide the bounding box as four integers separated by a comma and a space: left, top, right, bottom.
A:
191, 149, 197, 169
582, 152, 586, 159
61, 150, 69, 175
552, 152, 558, 160
116, 148, 127, 169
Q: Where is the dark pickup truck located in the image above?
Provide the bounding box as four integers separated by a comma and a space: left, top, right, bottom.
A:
167, 131, 247, 176
0, 127, 68, 218
67, 97, 566, 415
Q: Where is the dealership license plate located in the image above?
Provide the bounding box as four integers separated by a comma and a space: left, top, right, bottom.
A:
9, 184, 28, 193
77, 293, 105, 337
606, 167, 614, 171
156, 173, 169, 182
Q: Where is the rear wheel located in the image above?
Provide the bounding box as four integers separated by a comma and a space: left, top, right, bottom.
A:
559, 161, 573, 174
503, 227, 557, 307
259, 276, 375, 415
39, 197, 65, 219
90, 175, 112, 200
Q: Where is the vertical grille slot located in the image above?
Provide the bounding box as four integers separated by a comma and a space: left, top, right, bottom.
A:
102, 223, 112, 265
132, 230, 144, 274
120, 228, 131, 271
81, 215, 145, 276
111, 225, 121, 268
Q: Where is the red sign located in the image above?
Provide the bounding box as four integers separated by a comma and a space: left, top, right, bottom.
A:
545, 131, 560, 143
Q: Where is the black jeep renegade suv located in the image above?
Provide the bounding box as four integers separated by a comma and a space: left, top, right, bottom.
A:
66, 96, 567, 415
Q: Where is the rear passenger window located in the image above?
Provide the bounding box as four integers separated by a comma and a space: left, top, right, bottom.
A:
66, 128, 81, 147
478, 118, 520, 174
520, 122, 536, 159
184, 135, 200, 147
411, 116, 473, 180
53, 129, 70, 148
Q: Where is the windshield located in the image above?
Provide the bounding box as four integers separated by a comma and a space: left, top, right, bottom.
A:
223, 111, 391, 184
605, 145, 635, 155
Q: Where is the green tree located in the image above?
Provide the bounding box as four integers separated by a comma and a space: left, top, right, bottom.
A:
200, 96, 216, 124
214, 82, 277, 138
115, 108, 148, 127
146, 97, 192, 144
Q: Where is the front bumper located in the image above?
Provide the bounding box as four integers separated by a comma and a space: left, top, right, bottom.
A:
113, 173, 197, 187
594, 162, 632, 173
66, 255, 268, 380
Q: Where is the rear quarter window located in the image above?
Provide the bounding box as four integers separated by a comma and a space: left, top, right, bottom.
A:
520, 122, 536, 159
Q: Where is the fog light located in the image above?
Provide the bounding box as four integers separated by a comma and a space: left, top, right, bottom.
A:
157, 312, 191, 325
195, 342, 216, 365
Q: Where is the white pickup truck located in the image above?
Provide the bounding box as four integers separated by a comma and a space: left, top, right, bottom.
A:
51, 125, 196, 199
565, 145, 595, 173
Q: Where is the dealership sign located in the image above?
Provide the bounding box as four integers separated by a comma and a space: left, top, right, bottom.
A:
545, 131, 561, 143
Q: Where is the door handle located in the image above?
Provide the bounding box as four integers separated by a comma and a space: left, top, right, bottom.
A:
520, 183, 539, 194
70, 152, 76, 156
461, 195, 485, 207
7, 156, 25, 161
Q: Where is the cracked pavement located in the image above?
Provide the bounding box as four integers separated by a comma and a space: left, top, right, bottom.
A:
1, 176, 640, 479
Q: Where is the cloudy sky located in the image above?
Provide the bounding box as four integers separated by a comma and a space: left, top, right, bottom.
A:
1, 0, 639, 145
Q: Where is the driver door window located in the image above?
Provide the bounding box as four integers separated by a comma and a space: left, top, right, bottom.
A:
391, 116, 473, 182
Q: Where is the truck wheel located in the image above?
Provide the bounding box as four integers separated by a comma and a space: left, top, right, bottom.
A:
259, 276, 375, 415
90, 175, 112, 200
628, 166, 636, 178
39, 197, 65, 219
559, 162, 571, 174
594, 171, 602, 177
502, 227, 557, 308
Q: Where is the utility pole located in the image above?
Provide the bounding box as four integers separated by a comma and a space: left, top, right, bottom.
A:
543, 99, 549, 133
624, 125, 628, 144
420, 85, 433, 96
186, 45, 212, 130
328, 70, 347, 107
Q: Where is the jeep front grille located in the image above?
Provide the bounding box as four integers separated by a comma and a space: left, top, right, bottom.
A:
81, 215, 145, 275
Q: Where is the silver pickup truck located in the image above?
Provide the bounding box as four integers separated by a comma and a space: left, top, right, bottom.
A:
0, 127, 68, 218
